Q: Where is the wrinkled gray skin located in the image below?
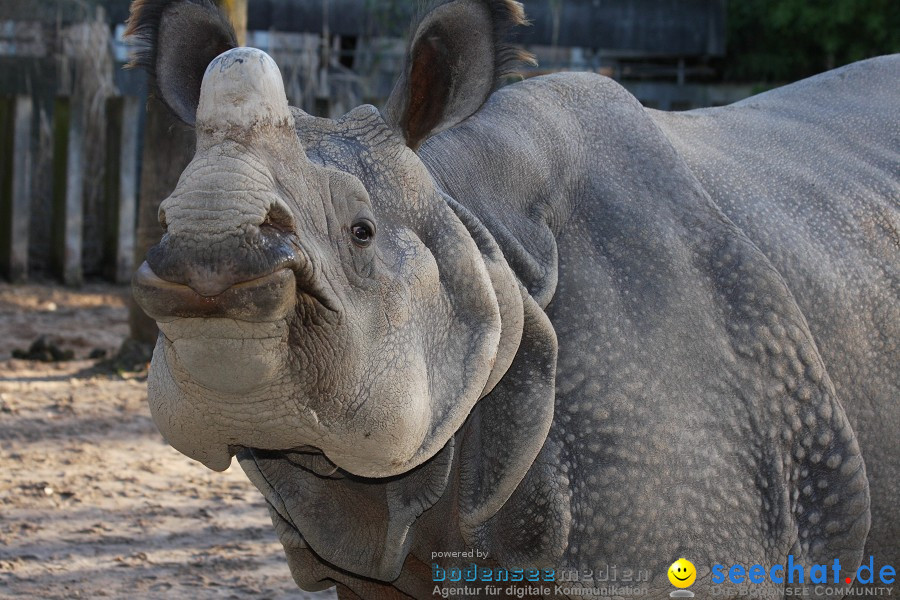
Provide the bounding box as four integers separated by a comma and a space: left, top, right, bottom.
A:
129, 1, 898, 598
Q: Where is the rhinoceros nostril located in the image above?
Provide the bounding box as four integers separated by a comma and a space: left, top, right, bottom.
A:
261, 202, 295, 234
145, 222, 301, 298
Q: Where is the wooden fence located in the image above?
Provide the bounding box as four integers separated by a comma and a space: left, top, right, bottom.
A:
0, 94, 140, 285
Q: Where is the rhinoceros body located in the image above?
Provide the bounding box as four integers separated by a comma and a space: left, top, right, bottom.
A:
128, 0, 898, 598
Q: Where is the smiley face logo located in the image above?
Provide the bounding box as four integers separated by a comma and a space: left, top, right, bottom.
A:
668, 558, 696, 588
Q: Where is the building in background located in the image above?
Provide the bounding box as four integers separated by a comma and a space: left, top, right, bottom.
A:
2, 0, 892, 282
238, 0, 746, 111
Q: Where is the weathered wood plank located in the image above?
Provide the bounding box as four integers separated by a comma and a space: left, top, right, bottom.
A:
1, 95, 32, 282
51, 97, 85, 286
130, 94, 195, 343
51, 98, 68, 280
9, 96, 32, 282
62, 95, 84, 286
105, 96, 140, 283
0, 96, 11, 279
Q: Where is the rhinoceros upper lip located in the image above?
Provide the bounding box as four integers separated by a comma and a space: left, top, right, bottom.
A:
133, 258, 338, 322
137, 226, 340, 317
133, 262, 300, 322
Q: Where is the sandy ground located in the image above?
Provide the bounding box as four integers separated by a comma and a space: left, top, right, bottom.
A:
0, 282, 337, 599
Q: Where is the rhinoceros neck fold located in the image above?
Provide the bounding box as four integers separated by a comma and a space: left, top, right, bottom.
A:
418, 97, 578, 309
237, 436, 456, 583
436, 190, 525, 398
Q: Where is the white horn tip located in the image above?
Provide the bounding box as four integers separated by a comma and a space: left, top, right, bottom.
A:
197, 47, 293, 131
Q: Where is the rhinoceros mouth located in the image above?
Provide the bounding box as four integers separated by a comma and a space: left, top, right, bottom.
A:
134, 262, 300, 322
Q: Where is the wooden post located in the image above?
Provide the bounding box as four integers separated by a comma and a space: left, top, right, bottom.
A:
0, 96, 31, 282
10, 97, 32, 282
129, 0, 246, 341
105, 96, 140, 283
62, 96, 84, 286
51, 99, 68, 282
0, 97, 11, 279
220, 0, 247, 46
51, 97, 85, 286
129, 94, 195, 344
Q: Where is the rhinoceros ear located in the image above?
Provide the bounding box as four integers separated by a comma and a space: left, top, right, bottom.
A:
125, 0, 237, 125
383, 0, 535, 151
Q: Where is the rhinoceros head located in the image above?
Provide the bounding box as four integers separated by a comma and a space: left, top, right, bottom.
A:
128, 0, 540, 489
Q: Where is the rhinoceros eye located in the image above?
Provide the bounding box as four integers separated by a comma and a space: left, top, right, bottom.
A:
351, 219, 375, 247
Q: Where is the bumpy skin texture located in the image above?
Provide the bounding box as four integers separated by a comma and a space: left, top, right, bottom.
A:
653, 59, 899, 562
128, 1, 898, 598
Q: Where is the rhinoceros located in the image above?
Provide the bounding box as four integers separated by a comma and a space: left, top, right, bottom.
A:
128, 0, 899, 598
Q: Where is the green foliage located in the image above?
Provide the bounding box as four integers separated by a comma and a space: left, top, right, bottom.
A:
363, 0, 411, 36
725, 0, 900, 82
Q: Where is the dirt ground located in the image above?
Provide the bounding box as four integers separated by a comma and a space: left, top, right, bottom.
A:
0, 281, 337, 599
